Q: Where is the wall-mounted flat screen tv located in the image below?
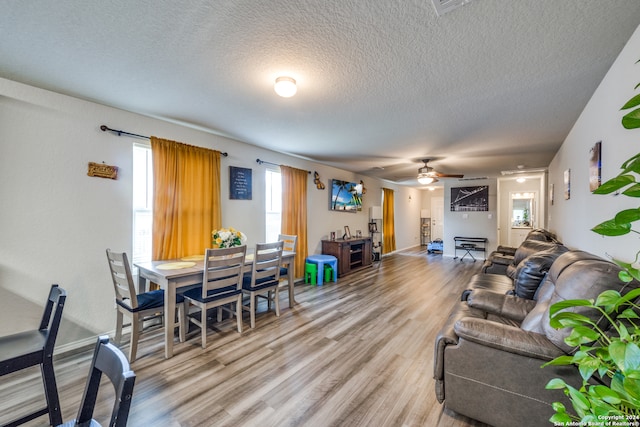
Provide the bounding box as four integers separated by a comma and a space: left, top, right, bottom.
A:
330, 179, 363, 212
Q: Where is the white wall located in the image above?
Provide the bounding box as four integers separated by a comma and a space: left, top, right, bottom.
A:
443, 178, 498, 259
548, 24, 640, 262
497, 176, 544, 246
0, 77, 420, 340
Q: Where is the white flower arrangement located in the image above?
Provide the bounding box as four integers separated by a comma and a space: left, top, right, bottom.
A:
211, 227, 247, 248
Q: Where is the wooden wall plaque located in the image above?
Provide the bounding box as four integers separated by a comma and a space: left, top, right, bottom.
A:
88, 162, 118, 179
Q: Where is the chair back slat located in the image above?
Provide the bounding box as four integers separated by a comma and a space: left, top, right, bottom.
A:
202, 246, 247, 298
248, 241, 284, 288
106, 249, 138, 308
40, 284, 66, 357
75, 335, 136, 427
278, 234, 297, 253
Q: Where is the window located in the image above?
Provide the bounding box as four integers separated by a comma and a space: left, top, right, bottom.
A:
132, 144, 153, 264
265, 169, 281, 242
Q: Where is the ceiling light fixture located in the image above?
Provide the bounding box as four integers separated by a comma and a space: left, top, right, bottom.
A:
274, 76, 297, 97
417, 174, 437, 185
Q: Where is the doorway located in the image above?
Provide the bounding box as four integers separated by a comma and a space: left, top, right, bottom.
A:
431, 196, 444, 240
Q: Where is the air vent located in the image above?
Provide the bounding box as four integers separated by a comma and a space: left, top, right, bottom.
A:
432, 0, 472, 16
459, 177, 488, 181
501, 168, 547, 175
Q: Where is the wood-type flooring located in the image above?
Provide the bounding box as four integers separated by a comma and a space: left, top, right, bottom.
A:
0, 247, 490, 427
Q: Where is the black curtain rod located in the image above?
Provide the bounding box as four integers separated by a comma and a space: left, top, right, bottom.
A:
256, 159, 311, 174
100, 125, 228, 157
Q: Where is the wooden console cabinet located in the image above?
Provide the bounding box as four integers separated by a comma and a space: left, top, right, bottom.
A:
321, 237, 372, 277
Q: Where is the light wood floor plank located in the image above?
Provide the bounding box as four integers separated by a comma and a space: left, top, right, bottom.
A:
0, 247, 490, 426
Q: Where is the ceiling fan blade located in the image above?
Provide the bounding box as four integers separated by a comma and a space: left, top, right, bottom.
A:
434, 173, 464, 178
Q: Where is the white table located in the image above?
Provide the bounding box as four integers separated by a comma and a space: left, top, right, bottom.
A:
135, 250, 295, 358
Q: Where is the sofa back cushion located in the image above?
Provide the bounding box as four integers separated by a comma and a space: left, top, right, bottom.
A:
506, 240, 566, 279
512, 246, 569, 299
526, 228, 561, 243
521, 250, 639, 353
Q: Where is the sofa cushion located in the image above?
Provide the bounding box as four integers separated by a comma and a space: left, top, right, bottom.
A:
454, 317, 565, 360
467, 289, 537, 322
506, 240, 565, 279
519, 251, 640, 353
512, 247, 569, 299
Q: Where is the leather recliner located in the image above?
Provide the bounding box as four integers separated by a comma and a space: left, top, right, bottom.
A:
433, 250, 640, 427
461, 242, 569, 300
482, 229, 561, 275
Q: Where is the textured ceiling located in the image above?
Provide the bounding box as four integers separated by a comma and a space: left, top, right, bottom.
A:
2, 0, 640, 185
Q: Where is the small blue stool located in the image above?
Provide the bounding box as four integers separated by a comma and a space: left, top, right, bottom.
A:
305, 254, 338, 286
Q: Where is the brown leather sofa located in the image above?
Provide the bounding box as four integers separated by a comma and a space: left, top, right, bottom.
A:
461, 240, 569, 300
482, 229, 561, 276
434, 250, 640, 427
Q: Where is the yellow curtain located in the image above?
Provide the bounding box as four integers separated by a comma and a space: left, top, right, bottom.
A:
382, 188, 396, 254
281, 165, 308, 279
151, 137, 221, 260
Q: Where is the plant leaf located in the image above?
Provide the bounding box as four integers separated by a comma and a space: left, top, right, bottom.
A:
543, 355, 575, 367
591, 385, 622, 405
595, 289, 623, 306
622, 93, 640, 110
593, 174, 635, 194
621, 152, 640, 170
619, 307, 640, 319
612, 287, 640, 307
615, 208, 640, 224
592, 219, 632, 236
549, 412, 572, 425
549, 311, 595, 329
623, 184, 640, 197
578, 356, 600, 381
622, 108, 640, 129
565, 326, 600, 347
625, 342, 640, 372
549, 299, 594, 316
546, 378, 568, 389
568, 384, 591, 413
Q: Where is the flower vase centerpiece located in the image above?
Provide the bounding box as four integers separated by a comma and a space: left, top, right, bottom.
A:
211, 227, 247, 248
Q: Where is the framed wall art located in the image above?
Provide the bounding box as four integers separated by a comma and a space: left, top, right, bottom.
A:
450, 185, 489, 212
564, 169, 571, 200
229, 166, 252, 200
589, 141, 602, 192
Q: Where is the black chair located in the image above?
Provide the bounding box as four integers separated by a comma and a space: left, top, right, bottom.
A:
0, 284, 66, 426
58, 335, 136, 427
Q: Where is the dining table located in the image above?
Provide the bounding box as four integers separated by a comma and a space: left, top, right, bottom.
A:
134, 249, 296, 359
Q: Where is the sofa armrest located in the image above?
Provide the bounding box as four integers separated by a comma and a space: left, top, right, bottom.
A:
489, 254, 515, 265
433, 301, 487, 402
466, 289, 537, 322
454, 317, 564, 360
496, 245, 517, 256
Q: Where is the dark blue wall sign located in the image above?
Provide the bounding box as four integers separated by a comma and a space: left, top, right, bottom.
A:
229, 166, 251, 200
229, 166, 252, 200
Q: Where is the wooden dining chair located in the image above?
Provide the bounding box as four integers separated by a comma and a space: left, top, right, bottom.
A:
277, 234, 297, 307
57, 335, 136, 427
106, 249, 188, 362
0, 284, 66, 426
242, 241, 284, 328
182, 245, 247, 348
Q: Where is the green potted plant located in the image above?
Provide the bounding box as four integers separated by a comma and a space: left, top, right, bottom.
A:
543, 60, 640, 425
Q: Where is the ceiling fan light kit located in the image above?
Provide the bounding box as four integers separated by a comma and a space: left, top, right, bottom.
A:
417, 174, 437, 185
274, 76, 297, 97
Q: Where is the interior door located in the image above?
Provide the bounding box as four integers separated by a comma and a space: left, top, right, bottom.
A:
431, 196, 444, 240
